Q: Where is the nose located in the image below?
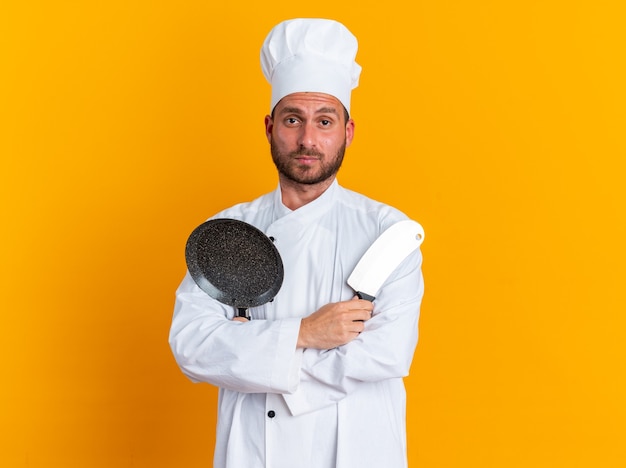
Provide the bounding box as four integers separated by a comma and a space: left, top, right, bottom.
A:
297, 122, 316, 149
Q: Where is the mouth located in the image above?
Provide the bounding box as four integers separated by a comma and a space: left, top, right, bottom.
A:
294, 156, 320, 164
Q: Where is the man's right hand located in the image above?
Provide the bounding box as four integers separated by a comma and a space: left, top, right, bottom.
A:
296, 297, 373, 350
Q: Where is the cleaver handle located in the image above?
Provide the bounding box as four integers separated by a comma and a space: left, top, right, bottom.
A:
355, 291, 376, 302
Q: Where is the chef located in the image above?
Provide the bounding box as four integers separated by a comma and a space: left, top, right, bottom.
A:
169, 18, 425, 468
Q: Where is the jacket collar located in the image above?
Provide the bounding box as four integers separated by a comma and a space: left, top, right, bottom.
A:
272, 179, 339, 225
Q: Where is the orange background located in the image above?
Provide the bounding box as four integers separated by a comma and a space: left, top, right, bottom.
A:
2, 1, 625, 467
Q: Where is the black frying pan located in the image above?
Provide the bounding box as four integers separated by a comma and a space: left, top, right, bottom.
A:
185, 218, 284, 319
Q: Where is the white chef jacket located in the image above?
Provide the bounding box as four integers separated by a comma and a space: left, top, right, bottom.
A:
169, 179, 424, 468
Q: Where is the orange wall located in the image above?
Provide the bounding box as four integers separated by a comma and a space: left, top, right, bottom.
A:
2, 1, 625, 467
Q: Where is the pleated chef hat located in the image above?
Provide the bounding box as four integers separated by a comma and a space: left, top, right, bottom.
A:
260, 18, 362, 114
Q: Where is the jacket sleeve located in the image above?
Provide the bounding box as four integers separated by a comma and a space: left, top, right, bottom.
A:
168, 272, 302, 394
282, 248, 424, 416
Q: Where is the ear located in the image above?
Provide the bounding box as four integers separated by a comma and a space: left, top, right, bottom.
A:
264, 115, 273, 144
345, 118, 355, 148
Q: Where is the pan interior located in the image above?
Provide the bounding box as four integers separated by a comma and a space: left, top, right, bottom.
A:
186, 219, 283, 308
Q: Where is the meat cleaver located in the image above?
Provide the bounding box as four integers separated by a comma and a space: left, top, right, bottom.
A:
347, 219, 425, 301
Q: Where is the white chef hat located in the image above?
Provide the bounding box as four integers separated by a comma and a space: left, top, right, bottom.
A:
260, 18, 362, 114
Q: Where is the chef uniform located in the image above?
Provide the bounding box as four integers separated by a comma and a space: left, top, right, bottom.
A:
169, 18, 425, 468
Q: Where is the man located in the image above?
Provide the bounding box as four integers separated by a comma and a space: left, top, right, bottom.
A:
169, 18, 425, 468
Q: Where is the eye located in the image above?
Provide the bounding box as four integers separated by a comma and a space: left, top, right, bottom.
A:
285, 117, 300, 126
320, 119, 332, 127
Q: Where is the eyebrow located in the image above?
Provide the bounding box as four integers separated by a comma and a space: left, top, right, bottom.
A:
279, 106, 339, 116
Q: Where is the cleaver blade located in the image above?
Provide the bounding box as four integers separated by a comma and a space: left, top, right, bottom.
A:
347, 219, 425, 301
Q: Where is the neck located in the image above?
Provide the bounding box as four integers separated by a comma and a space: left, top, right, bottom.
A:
279, 176, 335, 210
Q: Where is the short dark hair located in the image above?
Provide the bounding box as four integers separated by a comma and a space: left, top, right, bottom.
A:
342, 106, 350, 123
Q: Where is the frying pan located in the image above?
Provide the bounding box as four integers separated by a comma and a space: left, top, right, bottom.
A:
185, 218, 284, 319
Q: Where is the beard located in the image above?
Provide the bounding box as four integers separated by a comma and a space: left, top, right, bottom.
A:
270, 140, 346, 185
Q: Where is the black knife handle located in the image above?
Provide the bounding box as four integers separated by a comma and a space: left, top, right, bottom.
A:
355, 291, 375, 302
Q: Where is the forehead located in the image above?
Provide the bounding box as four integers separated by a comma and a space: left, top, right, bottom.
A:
274, 92, 343, 115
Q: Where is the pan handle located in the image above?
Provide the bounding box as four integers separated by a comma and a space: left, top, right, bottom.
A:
237, 307, 251, 320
